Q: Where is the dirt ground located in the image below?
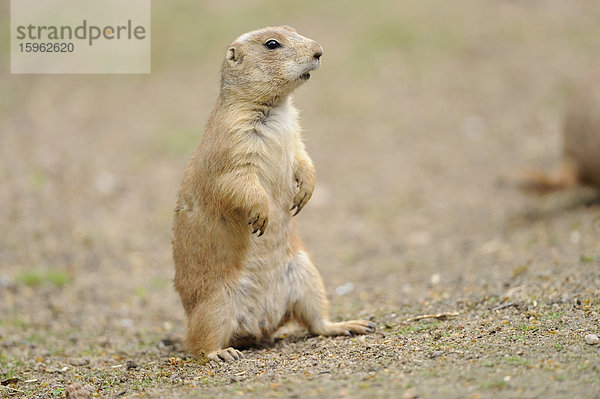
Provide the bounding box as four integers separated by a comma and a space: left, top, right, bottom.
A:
1, 1, 600, 398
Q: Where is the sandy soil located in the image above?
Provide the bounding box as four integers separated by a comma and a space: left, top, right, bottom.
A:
1, 1, 599, 398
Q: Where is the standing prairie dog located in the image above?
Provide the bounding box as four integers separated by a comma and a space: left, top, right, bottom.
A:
522, 68, 600, 192
172, 26, 375, 362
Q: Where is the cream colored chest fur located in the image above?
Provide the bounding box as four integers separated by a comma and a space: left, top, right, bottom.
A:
245, 98, 300, 256
253, 99, 300, 205
231, 99, 302, 338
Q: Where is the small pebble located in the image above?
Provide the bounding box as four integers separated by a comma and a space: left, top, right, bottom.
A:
335, 282, 354, 296
117, 318, 134, 329
65, 383, 91, 399
68, 358, 90, 367
34, 363, 46, 372
584, 334, 599, 345
0, 276, 15, 289
569, 230, 581, 244
126, 360, 138, 370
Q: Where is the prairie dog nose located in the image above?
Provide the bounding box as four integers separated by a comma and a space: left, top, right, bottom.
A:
312, 42, 324, 60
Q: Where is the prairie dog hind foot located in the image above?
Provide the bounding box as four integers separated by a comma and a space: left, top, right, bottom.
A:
207, 347, 246, 362
311, 320, 376, 337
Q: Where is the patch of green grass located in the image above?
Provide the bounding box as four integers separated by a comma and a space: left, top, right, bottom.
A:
419, 369, 439, 378
580, 254, 597, 263
47, 270, 72, 287
480, 380, 508, 390
545, 312, 564, 320
10, 316, 29, 331
18, 270, 44, 287
135, 286, 148, 300
16, 270, 72, 288
554, 343, 563, 351
574, 361, 600, 374
1, 369, 18, 380
26, 332, 46, 345
151, 277, 170, 289
49, 346, 66, 356
27, 169, 47, 191
396, 321, 441, 335
506, 356, 530, 366
517, 324, 538, 333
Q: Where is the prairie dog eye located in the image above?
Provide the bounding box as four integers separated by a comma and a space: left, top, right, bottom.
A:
264, 39, 281, 50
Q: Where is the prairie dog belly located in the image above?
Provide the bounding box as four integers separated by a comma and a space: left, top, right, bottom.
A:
228, 265, 292, 345
230, 103, 299, 342
231, 178, 296, 341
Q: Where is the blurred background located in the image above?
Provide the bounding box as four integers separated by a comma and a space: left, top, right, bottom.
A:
1, 0, 600, 372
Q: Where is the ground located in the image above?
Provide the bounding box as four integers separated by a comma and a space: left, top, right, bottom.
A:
1, 1, 599, 398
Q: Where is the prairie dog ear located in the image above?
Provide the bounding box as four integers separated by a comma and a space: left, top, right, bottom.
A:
226, 45, 242, 64
280, 25, 297, 33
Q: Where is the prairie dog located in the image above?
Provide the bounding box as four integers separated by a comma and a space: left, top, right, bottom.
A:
172, 26, 375, 362
522, 68, 600, 192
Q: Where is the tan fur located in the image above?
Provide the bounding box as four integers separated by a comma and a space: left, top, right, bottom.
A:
521, 68, 600, 193
172, 26, 375, 362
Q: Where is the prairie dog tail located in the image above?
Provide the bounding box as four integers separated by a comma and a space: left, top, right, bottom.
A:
519, 159, 579, 194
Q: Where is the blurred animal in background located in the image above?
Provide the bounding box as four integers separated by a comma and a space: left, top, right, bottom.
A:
521, 68, 600, 193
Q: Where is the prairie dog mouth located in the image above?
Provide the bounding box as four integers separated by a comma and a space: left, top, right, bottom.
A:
300, 61, 319, 80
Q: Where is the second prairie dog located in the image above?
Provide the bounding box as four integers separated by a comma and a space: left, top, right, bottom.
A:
172, 26, 375, 362
522, 68, 600, 192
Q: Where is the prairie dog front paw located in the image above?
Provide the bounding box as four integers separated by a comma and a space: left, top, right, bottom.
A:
247, 195, 269, 237
291, 163, 315, 216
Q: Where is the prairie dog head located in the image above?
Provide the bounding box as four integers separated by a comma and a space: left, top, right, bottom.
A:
220, 26, 324, 104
